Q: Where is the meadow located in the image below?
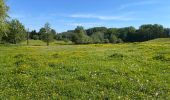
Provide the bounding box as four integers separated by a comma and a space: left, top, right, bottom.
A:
0, 39, 170, 99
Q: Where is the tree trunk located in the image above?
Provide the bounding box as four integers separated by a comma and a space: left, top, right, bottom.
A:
47, 40, 49, 46
27, 32, 29, 45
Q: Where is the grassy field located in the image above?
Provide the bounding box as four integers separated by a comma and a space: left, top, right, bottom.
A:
0, 39, 170, 99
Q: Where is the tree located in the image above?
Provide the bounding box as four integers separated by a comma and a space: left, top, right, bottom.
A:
39, 28, 46, 40
0, 21, 8, 42
26, 29, 29, 45
60, 31, 74, 41
117, 27, 136, 42
0, 0, 8, 42
29, 30, 39, 40
55, 33, 63, 40
51, 29, 57, 36
56, 24, 170, 44
110, 34, 118, 43
139, 24, 164, 41
164, 28, 170, 38
45, 23, 50, 46
86, 27, 107, 36
105, 28, 118, 41
91, 32, 104, 43
3, 19, 26, 44
0, 0, 8, 18
72, 26, 92, 44
125, 26, 137, 42
41, 23, 55, 46
51, 29, 58, 40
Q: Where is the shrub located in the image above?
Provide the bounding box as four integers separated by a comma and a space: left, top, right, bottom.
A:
109, 53, 125, 60
153, 54, 170, 62
48, 62, 57, 68
14, 54, 26, 59
52, 53, 60, 58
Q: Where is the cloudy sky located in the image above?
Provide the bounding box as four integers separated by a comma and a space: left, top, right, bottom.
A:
7, 0, 170, 32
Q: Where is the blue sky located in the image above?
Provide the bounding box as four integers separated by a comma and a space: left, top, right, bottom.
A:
7, 0, 170, 32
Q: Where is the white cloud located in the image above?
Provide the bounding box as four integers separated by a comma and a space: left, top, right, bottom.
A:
69, 14, 134, 21
118, 0, 159, 10
65, 22, 104, 27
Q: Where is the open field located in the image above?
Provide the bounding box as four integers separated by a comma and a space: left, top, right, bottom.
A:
0, 39, 170, 99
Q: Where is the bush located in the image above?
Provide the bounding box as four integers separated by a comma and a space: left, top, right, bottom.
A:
52, 53, 60, 58
109, 53, 125, 60
153, 54, 170, 62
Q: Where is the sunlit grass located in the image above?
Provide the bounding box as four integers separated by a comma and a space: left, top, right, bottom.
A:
0, 38, 170, 99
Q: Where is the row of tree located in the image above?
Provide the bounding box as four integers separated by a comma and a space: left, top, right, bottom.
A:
56, 25, 170, 44
0, 0, 56, 46
0, 19, 56, 45
1, 21, 170, 45
29, 23, 56, 46
0, 0, 170, 45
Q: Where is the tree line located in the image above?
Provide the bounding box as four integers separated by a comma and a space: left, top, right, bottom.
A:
29, 24, 170, 45
0, 19, 56, 45
56, 25, 170, 44
0, 0, 56, 45
0, 0, 170, 45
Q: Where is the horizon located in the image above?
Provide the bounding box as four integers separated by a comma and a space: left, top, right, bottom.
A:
7, 0, 170, 32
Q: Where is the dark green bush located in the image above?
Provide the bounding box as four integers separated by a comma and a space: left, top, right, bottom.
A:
153, 54, 170, 62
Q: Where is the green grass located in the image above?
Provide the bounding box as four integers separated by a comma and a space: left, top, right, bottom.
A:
0, 38, 170, 99
20, 40, 73, 46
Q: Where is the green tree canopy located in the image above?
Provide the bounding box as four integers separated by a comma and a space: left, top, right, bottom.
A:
139, 24, 164, 41
72, 26, 92, 44
0, 0, 8, 42
40, 23, 55, 46
91, 32, 104, 43
3, 19, 26, 44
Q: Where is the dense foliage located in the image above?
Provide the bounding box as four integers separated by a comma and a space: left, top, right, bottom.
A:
40, 23, 56, 46
0, 0, 26, 44
57, 25, 170, 44
24, 24, 170, 45
0, 0, 8, 41
2, 19, 26, 44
